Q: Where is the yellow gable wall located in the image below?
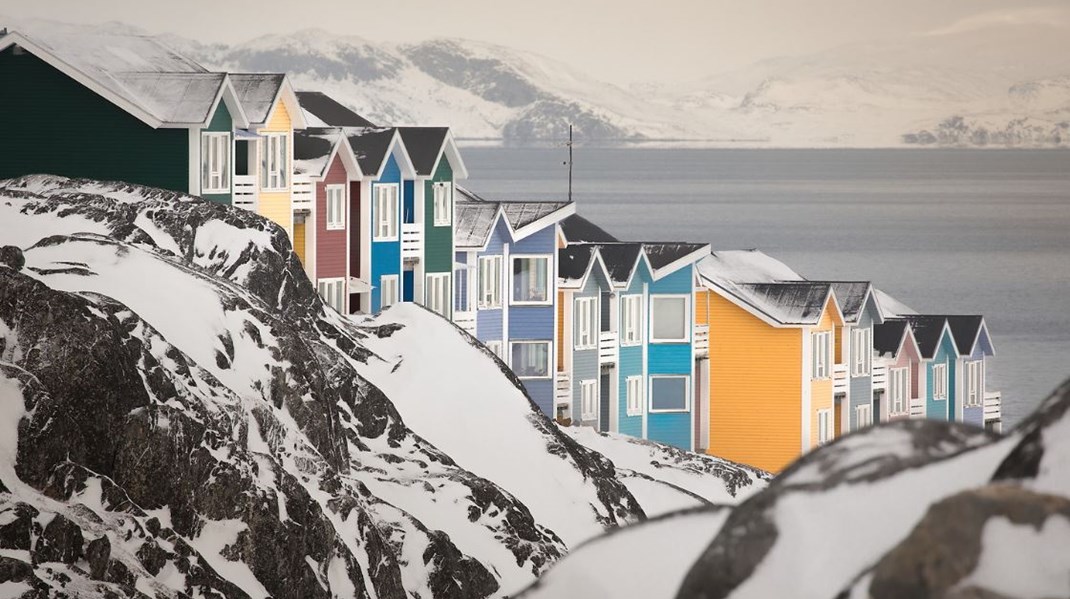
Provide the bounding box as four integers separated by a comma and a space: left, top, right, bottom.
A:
808, 296, 842, 450
707, 292, 802, 474
257, 100, 293, 237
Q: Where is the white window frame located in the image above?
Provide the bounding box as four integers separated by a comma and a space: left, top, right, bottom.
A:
485, 340, 503, 360
433, 181, 452, 227
620, 294, 643, 346
812, 331, 832, 379
511, 255, 552, 305
851, 327, 872, 376
316, 278, 346, 314
574, 297, 597, 350
965, 361, 982, 407
510, 341, 552, 380
817, 408, 833, 445
373, 183, 400, 241
379, 275, 399, 310
326, 184, 345, 230
625, 375, 643, 417
261, 133, 289, 191
478, 255, 503, 309
580, 380, 598, 421
426, 273, 450, 317
201, 132, 231, 194
890, 367, 909, 415
933, 363, 948, 400
648, 375, 690, 414
855, 404, 873, 429
650, 294, 691, 344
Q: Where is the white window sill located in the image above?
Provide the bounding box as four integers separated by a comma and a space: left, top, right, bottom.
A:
517, 375, 552, 381
262, 187, 289, 193
477, 303, 502, 310
649, 407, 690, 414
574, 344, 597, 351
511, 300, 553, 307
650, 338, 690, 344
620, 340, 643, 347
373, 236, 400, 243
203, 188, 230, 194
433, 220, 451, 227
625, 409, 643, 417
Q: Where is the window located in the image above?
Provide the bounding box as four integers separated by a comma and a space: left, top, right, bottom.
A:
580, 380, 598, 421
379, 275, 399, 310
890, 367, 909, 415
621, 295, 643, 345
851, 328, 872, 376
625, 376, 643, 416
855, 404, 873, 429
650, 295, 689, 343
965, 361, 983, 407
812, 331, 832, 379
486, 340, 503, 360
433, 182, 452, 226
650, 376, 689, 413
817, 409, 833, 445
326, 184, 345, 230
317, 278, 345, 313
201, 133, 230, 193
933, 363, 948, 400
512, 256, 550, 304
478, 255, 502, 309
374, 184, 399, 241
261, 133, 289, 191
511, 341, 551, 379
426, 273, 450, 317
575, 297, 597, 350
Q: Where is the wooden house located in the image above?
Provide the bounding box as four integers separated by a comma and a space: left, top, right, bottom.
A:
901, 315, 959, 422
872, 319, 925, 421
946, 316, 998, 430
824, 282, 884, 433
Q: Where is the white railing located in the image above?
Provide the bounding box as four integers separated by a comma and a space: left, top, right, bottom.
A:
909, 397, 926, 419
598, 330, 618, 364
984, 390, 1002, 423
872, 363, 888, 392
292, 176, 314, 212
454, 311, 476, 336
833, 363, 848, 394
555, 371, 571, 411
694, 324, 709, 357
401, 223, 423, 260
233, 175, 257, 210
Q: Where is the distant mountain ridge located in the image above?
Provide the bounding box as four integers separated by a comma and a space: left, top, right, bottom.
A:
5, 16, 1070, 146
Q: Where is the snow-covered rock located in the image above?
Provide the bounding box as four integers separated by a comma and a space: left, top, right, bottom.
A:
0, 176, 764, 598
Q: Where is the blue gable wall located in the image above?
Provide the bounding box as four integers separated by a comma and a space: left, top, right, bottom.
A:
509, 226, 557, 416
571, 265, 609, 425
371, 154, 402, 312
617, 262, 651, 440
646, 266, 694, 450
925, 330, 958, 421
475, 218, 509, 345
849, 295, 880, 428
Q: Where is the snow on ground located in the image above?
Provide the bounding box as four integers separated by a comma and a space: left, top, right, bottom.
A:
517, 508, 731, 599
956, 515, 1070, 598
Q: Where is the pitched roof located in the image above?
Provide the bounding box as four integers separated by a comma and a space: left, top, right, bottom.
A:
697, 250, 805, 286
642, 242, 709, 271
3, 30, 240, 127
397, 127, 450, 176
558, 245, 599, 283
297, 91, 377, 127
945, 315, 986, 356
229, 73, 285, 124
597, 244, 644, 285
821, 281, 872, 324
293, 127, 341, 177
500, 200, 572, 230
902, 315, 950, 359
735, 282, 835, 325
559, 214, 618, 243
874, 288, 917, 318
344, 127, 398, 176
873, 319, 910, 358
454, 194, 502, 248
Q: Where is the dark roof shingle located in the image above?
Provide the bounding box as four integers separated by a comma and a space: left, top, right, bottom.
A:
297, 91, 377, 127
397, 127, 449, 176
560, 214, 618, 243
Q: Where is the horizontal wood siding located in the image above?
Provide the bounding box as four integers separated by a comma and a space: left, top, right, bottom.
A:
570, 267, 608, 425
371, 154, 402, 312
200, 100, 233, 205
617, 263, 651, 439
708, 292, 802, 473
424, 158, 454, 273
522, 379, 554, 418
509, 307, 553, 341
257, 100, 293, 236
809, 298, 839, 449
647, 267, 693, 450
0, 47, 188, 192
316, 153, 348, 279
926, 333, 958, 421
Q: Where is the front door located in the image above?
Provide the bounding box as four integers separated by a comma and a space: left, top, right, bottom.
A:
599, 368, 611, 433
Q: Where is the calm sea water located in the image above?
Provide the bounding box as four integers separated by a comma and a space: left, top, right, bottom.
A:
461, 147, 1070, 428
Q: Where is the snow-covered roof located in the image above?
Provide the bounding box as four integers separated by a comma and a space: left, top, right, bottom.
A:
821, 281, 873, 324
229, 73, 285, 124
2, 29, 244, 128
501, 200, 572, 230
293, 127, 341, 177
697, 251, 835, 325
455, 187, 573, 247
559, 214, 618, 243
454, 193, 502, 249
874, 287, 917, 318
558, 245, 600, 284
736, 282, 835, 325
696, 250, 805, 286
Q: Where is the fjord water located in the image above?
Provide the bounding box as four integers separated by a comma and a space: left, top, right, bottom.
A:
462, 147, 1070, 429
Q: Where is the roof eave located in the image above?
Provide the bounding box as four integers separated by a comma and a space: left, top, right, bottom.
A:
650, 244, 713, 281
512, 202, 578, 241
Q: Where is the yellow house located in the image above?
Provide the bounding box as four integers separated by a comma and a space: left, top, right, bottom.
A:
695, 250, 844, 474
228, 74, 308, 261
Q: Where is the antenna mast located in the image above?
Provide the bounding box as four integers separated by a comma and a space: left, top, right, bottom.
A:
565, 124, 573, 202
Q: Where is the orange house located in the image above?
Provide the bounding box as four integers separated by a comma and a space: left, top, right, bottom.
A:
695, 250, 845, 473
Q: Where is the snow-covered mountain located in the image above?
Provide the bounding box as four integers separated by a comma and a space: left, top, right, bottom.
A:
0, 176, 766, 598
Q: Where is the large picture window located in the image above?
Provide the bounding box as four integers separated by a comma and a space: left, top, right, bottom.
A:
575, 297, 597, 350
326, 184, 345, 230
433, 182, 452, 226
426, 273, 450, 317
478, 255, 502, 308
201, 132, 230, 193
374, 184, 399, 241
621, 294, 643, 345
511, 341, 551, 379
812, 331, 832, 379
512, 256, 550, 304
261, 133, 288, 191
851, 328, 872, 376
650, 295, 689, 343
649, 375, 689, 413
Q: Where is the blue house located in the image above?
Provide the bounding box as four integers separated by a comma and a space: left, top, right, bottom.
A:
825, 282, 884, 431
904, 315, 959, 422
453, 188, 575, 416
945, 316, 997, 429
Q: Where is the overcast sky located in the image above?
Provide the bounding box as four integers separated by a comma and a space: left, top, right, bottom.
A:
3, 0, 1067, 84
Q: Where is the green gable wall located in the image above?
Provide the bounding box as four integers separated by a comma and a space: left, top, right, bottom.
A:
200, 100, 233, 206
0, 46, 189, 192
424, 156, 454, 273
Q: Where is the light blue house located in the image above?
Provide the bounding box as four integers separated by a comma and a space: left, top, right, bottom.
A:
905, 315, 959, 422
453, 188, 575, 416
826, 282, 884, 430
946, 316, 997, 429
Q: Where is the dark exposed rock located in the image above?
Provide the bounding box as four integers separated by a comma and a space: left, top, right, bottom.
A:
992, 376, 1070, 485
0, 503, 38, 551
0, 245, 23, 270
86, 535, 111, 580
33, 514, 83, 564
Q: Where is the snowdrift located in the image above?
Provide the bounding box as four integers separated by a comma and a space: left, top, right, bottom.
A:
0, 176, 765, 599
